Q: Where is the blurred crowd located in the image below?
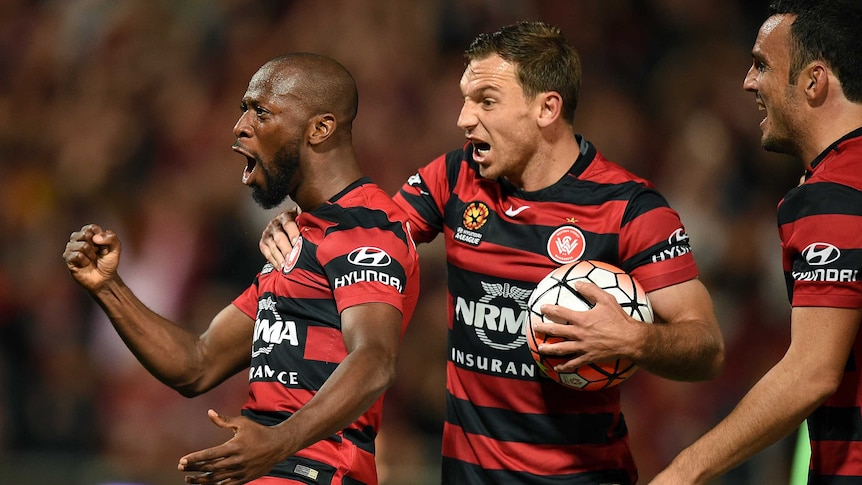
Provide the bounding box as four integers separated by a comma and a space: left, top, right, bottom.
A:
0, 0, 805, 484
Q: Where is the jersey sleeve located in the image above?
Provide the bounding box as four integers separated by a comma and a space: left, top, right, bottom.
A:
393, 150, 459, 244
232, 270, 265, 319
315, 204, 418, 315
780, 182, 862, 309
618, 189, 700, 292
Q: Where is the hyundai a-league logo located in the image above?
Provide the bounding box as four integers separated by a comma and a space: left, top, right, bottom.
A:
463, 201, 489, 230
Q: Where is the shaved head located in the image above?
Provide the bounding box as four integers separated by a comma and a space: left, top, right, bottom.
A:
257, 53, 359, 130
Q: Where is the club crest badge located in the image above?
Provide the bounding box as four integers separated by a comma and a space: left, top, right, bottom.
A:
282, 236, 303, 274
547, 225, 586, 264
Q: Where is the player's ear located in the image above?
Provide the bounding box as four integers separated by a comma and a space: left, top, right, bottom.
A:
308, 113, 336, 145
536, 91, 563, 128
802, 62, 828, 103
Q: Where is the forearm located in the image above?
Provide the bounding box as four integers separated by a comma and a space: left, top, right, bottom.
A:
658, 360, 829, 483
90, 276, 208, 393
634, 318, 724, 381
275, 347, 396, 457
635, 279, 724, 381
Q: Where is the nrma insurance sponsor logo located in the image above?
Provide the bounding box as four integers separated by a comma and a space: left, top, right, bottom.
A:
455, 281, 532, 351
452, 279, 538, 379
250, 295, 301, 385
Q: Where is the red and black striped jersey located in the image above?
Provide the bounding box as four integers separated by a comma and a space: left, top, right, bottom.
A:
778, 128, 862, 481
233, 178, 420, 485
393, 136, 699, 484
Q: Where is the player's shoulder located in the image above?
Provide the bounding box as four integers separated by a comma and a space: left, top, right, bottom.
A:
584, 149, 655, 189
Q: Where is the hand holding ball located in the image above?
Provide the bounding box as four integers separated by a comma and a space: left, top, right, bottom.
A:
527, 260, 653, 390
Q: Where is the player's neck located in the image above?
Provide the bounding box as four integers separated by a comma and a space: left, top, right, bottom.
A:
513, 134, 582, 192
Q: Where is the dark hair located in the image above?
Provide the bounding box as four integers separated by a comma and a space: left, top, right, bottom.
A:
769, 0, 862, 102
464, 21, 582, 124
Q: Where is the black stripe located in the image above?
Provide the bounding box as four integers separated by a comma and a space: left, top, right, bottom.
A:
343, 425, 377, 455
446, 394, 626, 445
778, 182, 862, 226
808, 473, 862, 485
398, 188, 444, 234
314, 202, 410, 248
442, 457, 633, 485
621, 189, 672, 227
268, 455, 337, 484
242, 409, 376, 461
447, 147, 467, 194
808, 406, 862, 441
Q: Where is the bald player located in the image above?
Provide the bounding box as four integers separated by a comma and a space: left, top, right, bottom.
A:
63, 53, 420, 485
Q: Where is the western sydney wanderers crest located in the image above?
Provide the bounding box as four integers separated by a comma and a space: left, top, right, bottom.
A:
454, 201, 489, 246
547, 225, 586, 264
282, 236, 303, 274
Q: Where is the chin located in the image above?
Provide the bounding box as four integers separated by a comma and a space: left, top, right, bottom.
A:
477, 165, 499, 180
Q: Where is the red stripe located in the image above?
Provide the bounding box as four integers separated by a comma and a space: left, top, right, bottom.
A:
303, 326, 347, 362
811, 439, 862, 476
447, 362, 620, 414
244, 381, 382, 431
442, 422, 635, 476
245, 381, 314, 412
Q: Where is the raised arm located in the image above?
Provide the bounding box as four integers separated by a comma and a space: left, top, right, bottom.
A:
63, 223, 252, 396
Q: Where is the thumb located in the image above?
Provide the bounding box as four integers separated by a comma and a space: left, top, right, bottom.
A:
207, 409, 237, 433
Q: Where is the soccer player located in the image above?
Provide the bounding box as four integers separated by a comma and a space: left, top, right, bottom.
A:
63, 54, 420, 485
261, 22, 724, 484
650, 1, 862, 483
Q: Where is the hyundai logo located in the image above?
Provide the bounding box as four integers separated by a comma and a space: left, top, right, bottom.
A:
347, 247, 392, 267
801, 242, 841, 266
668, 228, 690, 245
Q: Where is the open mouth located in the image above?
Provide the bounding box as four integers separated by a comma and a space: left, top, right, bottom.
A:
756, 96, 767, 126
242, 155, 257, 184
472, 142, 490, 160
233, 143, 257, 184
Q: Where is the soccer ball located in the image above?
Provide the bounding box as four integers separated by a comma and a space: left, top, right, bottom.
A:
526, 260, 653, 391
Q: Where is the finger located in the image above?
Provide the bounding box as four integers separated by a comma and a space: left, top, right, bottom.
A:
63, 239, 101, 268
531, 320, 569, 338
275, 207, 301, 243
536, 305, 572, 326
259, 239, 284, 268
550, 354, 591, 373
183, 470, 236, 485
573, 280, 606, 304
269, 230, 292, 264
63, 248, 92, 270
90, 229, 119, 251
179, 448, 230, 471
277, 206, 300, 223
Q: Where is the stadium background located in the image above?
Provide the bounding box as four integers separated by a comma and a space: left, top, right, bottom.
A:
0, 0, 804, 483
